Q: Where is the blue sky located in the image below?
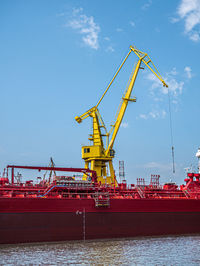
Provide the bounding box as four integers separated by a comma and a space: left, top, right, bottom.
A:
0, 0, 200, 184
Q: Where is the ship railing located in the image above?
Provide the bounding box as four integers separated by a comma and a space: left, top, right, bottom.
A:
144, 190, 188, 199
44, 190, 195, 199
183, 189, 191, 198
42, 191, 94, 199
148, 185, 163, 190
2, 189, 200, 199
136, 186, 145, 198
185, 190, 200, 199
55, 180, 94, 187
133, 188, 192, 199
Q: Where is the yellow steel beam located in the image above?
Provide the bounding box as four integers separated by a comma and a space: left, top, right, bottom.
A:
105, 58, 142, 155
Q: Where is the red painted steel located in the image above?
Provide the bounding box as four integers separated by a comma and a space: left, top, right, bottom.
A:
1, 212, 200, 244
1, 165, 200, 244
7, 165, 97, 183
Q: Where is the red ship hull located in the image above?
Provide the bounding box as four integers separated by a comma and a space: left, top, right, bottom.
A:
1, 197, 200, 244
1, 166, 200, 244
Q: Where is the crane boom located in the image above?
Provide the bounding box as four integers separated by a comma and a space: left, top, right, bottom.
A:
75, 44, 168, 185
105, 45, 168, 156
105, 59, 141, 155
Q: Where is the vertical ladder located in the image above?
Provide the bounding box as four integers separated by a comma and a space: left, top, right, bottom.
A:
94, 192, 110, 207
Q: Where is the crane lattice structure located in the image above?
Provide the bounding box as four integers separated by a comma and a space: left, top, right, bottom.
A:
75, 44, 168, 185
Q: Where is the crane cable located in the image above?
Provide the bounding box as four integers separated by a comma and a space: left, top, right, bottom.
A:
167, 89, 175, 174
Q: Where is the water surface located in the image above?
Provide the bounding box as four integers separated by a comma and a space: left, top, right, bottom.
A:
1, 235, 200, 265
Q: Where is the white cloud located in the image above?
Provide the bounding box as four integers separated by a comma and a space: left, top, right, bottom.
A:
56, 12, 65, 17
184, 66, 192, 78
71, 7, 84, 17
106, 46, 115, 53
189, 31, 200, 41
130, 21, 135, 27
139, 114, 148, 119
104, 37, 110, 41
178, 0, 197, 18
170, 17, 180, 23
143, 162, 172, 171
67, 8, 100, 50
121, 122, 129, 128
173, 0, 200, 42
172, 99, 178, 104
142, 0, 152, 10
169, 67, 178, 76
146, 72, 161, 90
165, 78, 184, 96
116, 28, 123, 32
139, 110, 166, 120
154, 97, 163, 102
141, 66, 188, 121
146, 68, 184, 98
149, 111, 159, 119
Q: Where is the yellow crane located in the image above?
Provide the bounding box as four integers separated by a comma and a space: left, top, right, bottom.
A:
75, 44, 168, 185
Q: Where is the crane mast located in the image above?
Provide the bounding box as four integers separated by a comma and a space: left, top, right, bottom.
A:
75, 44, 168, 185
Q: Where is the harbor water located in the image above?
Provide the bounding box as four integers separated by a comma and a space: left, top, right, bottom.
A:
0, 235, 200, 265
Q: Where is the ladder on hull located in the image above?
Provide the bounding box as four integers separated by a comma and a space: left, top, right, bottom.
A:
94, 192, 110, 207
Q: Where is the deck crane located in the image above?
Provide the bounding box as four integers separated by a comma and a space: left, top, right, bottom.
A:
75, 44, 168, 185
